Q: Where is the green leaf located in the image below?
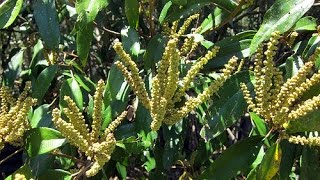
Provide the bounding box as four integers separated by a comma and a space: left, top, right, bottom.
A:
26, 127, 66, 157
159, 1, 172, 24
4, 49, 24, 87
249, 0, 314, 54
199, 7, 230, 34
75, 0, 110, 67
30, 154, 55, 176
38, 169, 71, 180
203, 30, 255, 71
285, 55, 303, 79
285, 109, 320, 133
164, 0, 211, 22
293, 16, 317, 31
257, 143, 282, 180
76, 23, 94, 67
60, 77, 83, 110
125, 0, 139, 28
303, 35, 320, 59
33, 0, 60, 50
30, 39, 46, 68
0, 0, 23, 29
300, 146, 320, 179
199, 136, 263, 179
32, 65, 58, 102
250, 112, 268, 136
5, 164, 33, 180
116, 162, 127, 179
30, 104, 52, 128
104, 63, 130, 121
121, 26, 141, 57
143, 34, 167, 70
200, 71, 253, 141
162, 123, 185, 169
279, 140, 297, 180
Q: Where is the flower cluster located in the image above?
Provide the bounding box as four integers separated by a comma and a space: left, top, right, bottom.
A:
114, 14, 238, 131
241, 31, 320, 145
0, 82, 36, 150
52, 80, 127, 177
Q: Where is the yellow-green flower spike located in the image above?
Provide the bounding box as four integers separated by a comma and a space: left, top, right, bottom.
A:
173, 46, 220, 104
176, 14, 199, 37
165, 57, 238, 125
181, 36, 198, 56
91, 80, 105, 142
113, 43, 151, 110
51, 80, 129, 177
104, 110, 127, 137
63, 96, 90, 140
52, 108, 91, 155
0, 82, 36, 150
288, 135, 320, 146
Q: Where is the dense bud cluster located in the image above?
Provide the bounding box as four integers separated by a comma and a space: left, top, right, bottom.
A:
113, 14, 238, 131
241, 31, 320, 145
52, 79, 127, 177
0, 82, 36, 150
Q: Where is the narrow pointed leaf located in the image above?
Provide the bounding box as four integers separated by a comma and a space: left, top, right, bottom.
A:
249, 0, 314, 54
0, 0, 23, 29
199, 136, 263, 179
33, 0, 60, 50
26, 127, 66, 157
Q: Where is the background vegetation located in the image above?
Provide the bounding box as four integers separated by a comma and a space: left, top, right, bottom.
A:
0, 0, 320, 179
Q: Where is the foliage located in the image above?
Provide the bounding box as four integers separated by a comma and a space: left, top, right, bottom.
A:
0, 0, 320, 179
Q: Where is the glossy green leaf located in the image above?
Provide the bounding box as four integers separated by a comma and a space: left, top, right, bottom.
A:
30, 104, 52, 128
38, 169, 71, 180
293, 16, 317, 31
199, 136, 263, 179
104, 63, 130, 119
303, 35, 320, 59
116, 162, 127, 179
75, 0, 110, 66
300, 146, 320, 179
257, 143, 282, 180
32, 65, 58, 102
30, 39, 46, 68
121, 26, 141, 57
125, 0, 139, 28
285, 55, 303, 79
249, 0, 314, 54
200, 71, 253, 141
159, 1, 172, 24
26, 127, 66, 157
250, 112, 268, 136
4, 49, 24, 87
0, 0, 23, 29
203, 31, 255, 71
33, 0, 60, 50
60, 77, 83, 110
199, 7, 230, 34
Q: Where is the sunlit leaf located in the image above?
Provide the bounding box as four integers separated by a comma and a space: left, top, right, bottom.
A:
249, 0, 314, 54
0, 0, 23, 29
